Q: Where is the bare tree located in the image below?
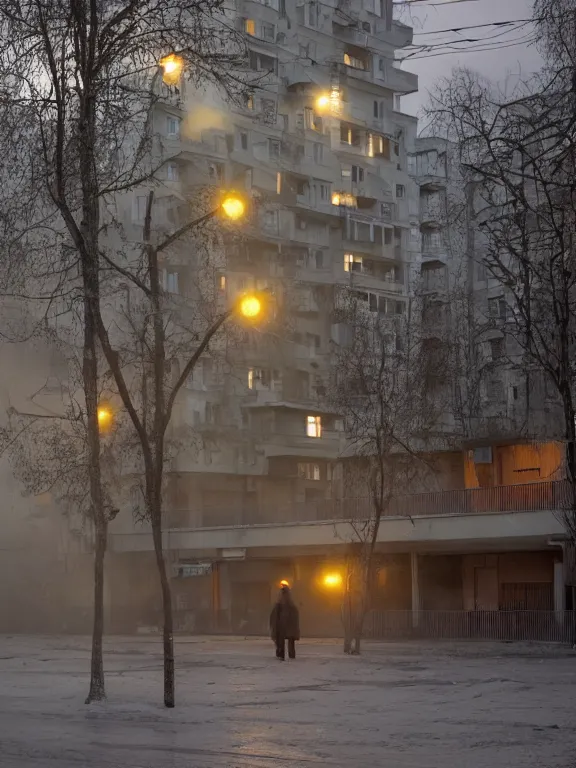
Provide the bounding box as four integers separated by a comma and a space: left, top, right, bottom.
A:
0, 0, 247, 702
425, 0, 576, 611
329, 290, 443, 653
96, 188, 270, 706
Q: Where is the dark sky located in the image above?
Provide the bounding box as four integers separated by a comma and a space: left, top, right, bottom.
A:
399, 0, 543, 117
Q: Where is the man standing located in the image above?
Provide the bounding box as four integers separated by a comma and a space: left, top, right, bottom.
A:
270, 584, 300, 660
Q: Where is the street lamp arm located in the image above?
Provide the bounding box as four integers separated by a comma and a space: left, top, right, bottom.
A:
156, 208, 218, 254
164, 307, 234, 428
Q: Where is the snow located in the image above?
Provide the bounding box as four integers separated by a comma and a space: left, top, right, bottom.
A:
1, 635, 575, 767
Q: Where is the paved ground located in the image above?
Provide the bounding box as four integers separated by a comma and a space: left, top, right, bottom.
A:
0, 635, 575, 768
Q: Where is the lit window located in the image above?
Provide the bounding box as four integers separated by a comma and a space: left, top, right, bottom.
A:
344, 52, 367, 70
332, 192, 356, 208
276, 172, 282, 194
344, 253, 362, 272
367, 133, 374, 158
248, 368, 254, 389
306, 415, 322, 438
244, 19, 256, 35
246, 94, 254, 110
218, 275, 226, 291
341, 126, 352, 145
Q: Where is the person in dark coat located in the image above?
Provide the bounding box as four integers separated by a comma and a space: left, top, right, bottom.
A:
270, 585, 300, 660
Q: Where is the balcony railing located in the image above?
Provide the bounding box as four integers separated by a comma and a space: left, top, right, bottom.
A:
165, 480, 571, 531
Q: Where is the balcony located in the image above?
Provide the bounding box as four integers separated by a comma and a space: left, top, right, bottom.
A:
385, 64, 418, 95
344, 269, 405, 294
262, 431, 341, 459
332, 19, 413, 55
332, 22, 370, 47
340, 172, 393, 205
421, 242, 447, 265
182, 480, 571, 525
421, 203, 443, 228
337, 60, 373, 86
419, 174, 447, 192
293, 193, 335, 220
390, 20, 414, 49
110, 480, 569, 555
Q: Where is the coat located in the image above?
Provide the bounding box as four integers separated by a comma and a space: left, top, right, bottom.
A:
270, 599, 300, 642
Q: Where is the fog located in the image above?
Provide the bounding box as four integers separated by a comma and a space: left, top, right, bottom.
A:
0, 337, 93, 633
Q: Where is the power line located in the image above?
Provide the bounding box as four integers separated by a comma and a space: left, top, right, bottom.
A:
394, 0, 484, 5
399, 35, 537, 61
403, 22, 536, 56
413, 19, 539, 36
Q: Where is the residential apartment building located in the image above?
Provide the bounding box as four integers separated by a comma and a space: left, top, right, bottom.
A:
99, 0, 424, 634
0, 3, 572, 641
102, 12, 570, 639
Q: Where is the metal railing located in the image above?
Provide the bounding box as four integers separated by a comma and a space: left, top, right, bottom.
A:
166, 480, 571, 530
363, 610, 575, 645
274, 480, 571, 524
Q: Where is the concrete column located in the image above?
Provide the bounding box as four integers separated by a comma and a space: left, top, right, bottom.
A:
218, 561, 232, 632
554, 560, 565, 624
411, 552, 420, 628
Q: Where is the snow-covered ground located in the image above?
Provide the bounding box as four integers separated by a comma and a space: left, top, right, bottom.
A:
0, 635, 575, 768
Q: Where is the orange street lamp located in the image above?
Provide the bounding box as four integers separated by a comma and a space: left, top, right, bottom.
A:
238, 293, 262, 319
315, 93, 330, 112
97, 405, 113, 433
220, 193, 246, 221
322, 572, 343, 589
159, 54, 184, 86
280, 579, 290, 588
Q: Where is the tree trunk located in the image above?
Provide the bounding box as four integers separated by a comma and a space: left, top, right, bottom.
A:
351, 595, 366, 655
151, 515, 174, 708
342, 596, 353, 654
81, 241, 107, 704
85, 523, 107, 703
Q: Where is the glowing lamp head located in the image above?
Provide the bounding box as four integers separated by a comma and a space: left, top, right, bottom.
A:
280, 579, 290, 589
239, 294, 262, 319
97, 406, 112, 432
323, 573, 343, 589
221, 195, 246, 221
316, 94, 330, 111
159, 54, 184, 85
